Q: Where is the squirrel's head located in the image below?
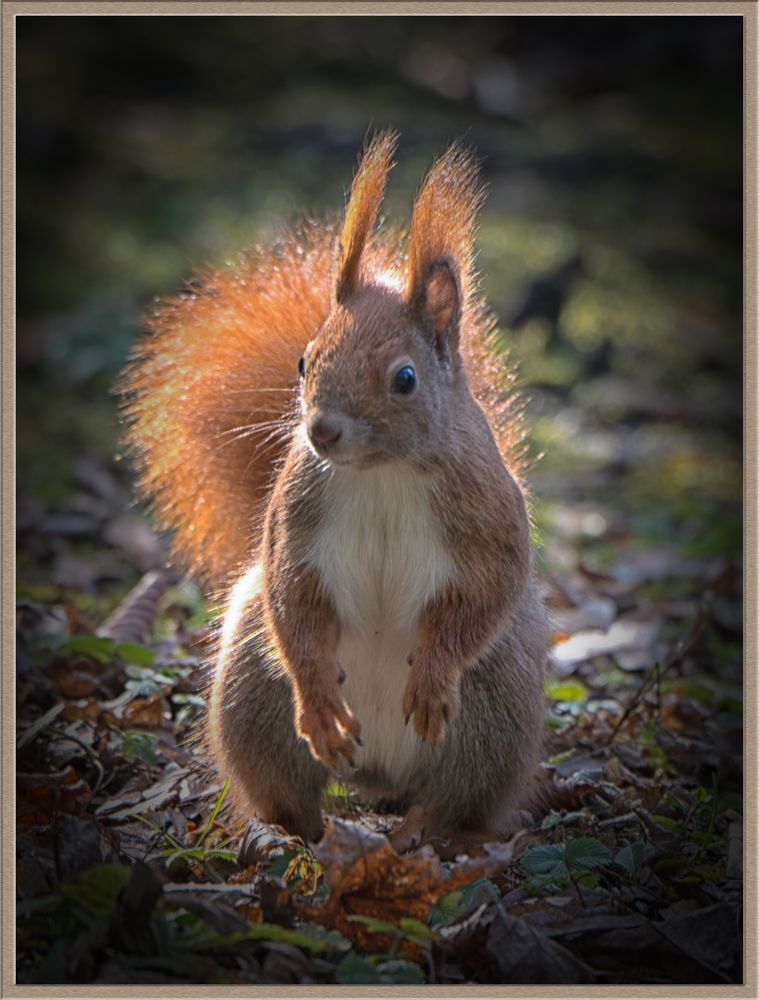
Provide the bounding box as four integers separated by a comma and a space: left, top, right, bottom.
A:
299, 130, 485, 470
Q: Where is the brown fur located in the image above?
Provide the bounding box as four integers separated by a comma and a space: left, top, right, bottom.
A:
406, 142, 483, 353
335, 130, 398, 303
262, 458, 361, 767
122, 132, 548, 847
119, 133, 525, 592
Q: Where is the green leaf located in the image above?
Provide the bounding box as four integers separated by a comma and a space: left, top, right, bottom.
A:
577, 872, 600, 889
59, 863, 131, 915
694, 864, 726, 884
520, 844, 565, 876
689, 831, 717, 849
336, 954, 381, 983
324, 780, 351, 800
114, 641, 156, 666
429, 889, 464, 926
398, 917, 436, 942
335, 954, 425, 985
651, 814, 682, 833
463, 878, 499, 905
164, 847, 238, 866
347, 914, 402, 937
56, 635, 115, 664
664, 790, 688, 814
376, 959, 425, 984
543, 713, 569, 731
563, 837, 611, 873
523, 838, 611, 888
523, 872, 567, 895
614, 842, 645, 876
196, 776, 231, 847
653, 857, 688, 876
427, 877, 499, 926
167, 910, 220, 951
206, 921, 348, 954
267, 849, 303, 879
120, 730, 159, 765
544, 679, 588, 703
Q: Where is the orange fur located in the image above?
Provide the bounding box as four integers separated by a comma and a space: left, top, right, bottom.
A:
335, 129, 398, 302
407, 141, 484, 311
119, 133, 526, 591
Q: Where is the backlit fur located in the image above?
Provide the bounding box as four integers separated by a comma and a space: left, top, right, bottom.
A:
120, 132, 525, 592
122, 131, 547, 844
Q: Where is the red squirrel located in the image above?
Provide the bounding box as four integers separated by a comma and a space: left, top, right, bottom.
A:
121, 131, 549, 850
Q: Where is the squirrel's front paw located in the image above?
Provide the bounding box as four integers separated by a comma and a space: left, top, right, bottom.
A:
296, 692, 362, 768
402, 667, 460, 742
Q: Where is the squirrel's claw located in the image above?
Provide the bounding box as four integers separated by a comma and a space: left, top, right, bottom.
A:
402, 670, 460, 743
297, 691, 362, 768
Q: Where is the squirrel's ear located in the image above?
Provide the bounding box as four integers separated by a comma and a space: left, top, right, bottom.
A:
413, 258, 461, 360
407, 142, 484, 359
334, 129, 398, 304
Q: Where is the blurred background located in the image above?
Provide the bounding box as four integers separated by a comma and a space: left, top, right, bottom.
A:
17, 14, 743, 615
15, 21, 746, 982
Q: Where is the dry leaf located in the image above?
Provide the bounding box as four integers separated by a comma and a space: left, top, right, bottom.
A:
298, 818, 516, 951
17, 765, 92, 824
551, 619, 661, 668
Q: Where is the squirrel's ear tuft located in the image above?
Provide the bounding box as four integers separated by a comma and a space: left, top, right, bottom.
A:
407, 142, 485, 357
334, 129, 398, 304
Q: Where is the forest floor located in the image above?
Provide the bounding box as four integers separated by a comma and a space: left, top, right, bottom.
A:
15, 18, 744, 986
16, 356, 744, 985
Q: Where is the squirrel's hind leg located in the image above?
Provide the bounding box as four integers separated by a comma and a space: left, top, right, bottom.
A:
209, 574, 328, 843
399, 588, 549, 851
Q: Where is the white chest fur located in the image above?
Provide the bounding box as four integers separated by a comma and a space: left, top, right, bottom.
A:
306, 463, 455, 782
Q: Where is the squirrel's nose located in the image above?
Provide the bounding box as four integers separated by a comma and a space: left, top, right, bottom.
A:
308, 415, 343, 449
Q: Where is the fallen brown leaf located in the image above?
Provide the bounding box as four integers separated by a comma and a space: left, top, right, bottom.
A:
17, 765, 92, 824
298, 818, 517, 952
122, 694, 168, 727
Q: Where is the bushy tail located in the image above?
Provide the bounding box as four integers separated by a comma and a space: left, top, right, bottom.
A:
119, 221, 336, 591
119, 134, 526, 592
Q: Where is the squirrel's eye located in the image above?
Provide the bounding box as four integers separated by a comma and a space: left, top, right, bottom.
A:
392, 365, 416, 395
298, 356, 305, 378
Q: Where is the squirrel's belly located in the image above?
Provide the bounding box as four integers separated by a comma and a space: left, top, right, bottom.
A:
306, 462, 455, 784
338, 625, 421, 782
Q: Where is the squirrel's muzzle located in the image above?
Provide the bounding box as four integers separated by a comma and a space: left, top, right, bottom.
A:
308, 414, 344, 451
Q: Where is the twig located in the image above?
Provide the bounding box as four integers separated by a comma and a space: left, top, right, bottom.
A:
17, 703, 64, 750
56, 731, 106, 796
597, 812, 642, 830
569, 870, 587, 909
606, 610, 705, 744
